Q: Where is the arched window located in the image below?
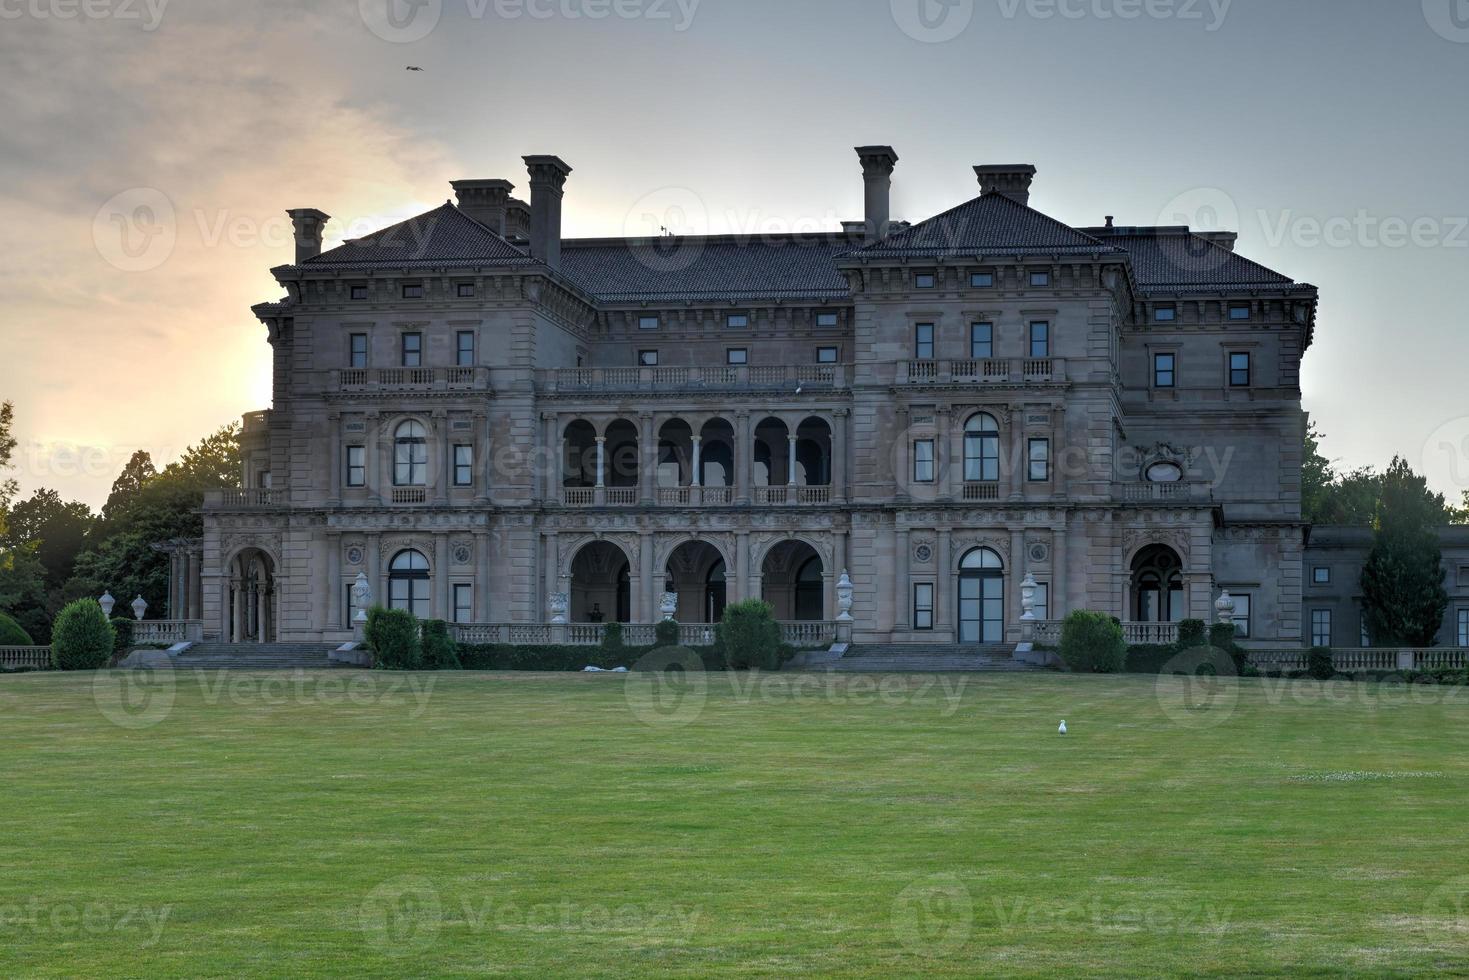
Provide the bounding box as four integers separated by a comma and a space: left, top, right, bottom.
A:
389, 549, 431, 618
394, 420, 428, 486
1132, 545, 1184, 623
959, 547, 1005, 643
964, 413, 1000, 483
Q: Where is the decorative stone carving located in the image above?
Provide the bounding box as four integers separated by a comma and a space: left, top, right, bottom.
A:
548, 590, 570, 625
452, 541, 473, 566
660, 592, 678, 622
351, 572, 372, 624
1216, 590, 1236, 625
913, 542, 934, 563
836, 571, 854, 622
1020, 574, 1038, 622
345, 545, 365, 567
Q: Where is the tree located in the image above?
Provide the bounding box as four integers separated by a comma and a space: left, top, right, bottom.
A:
1300, 417, 1336, 524
1303, 420, 1452, 525
1360, 456, 1450, 646
0, 400, 17, 513
1, 489, 93, 643
98, 450, 157, 530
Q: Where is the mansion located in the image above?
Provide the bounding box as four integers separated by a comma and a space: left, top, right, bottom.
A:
177, 149, 1339, 648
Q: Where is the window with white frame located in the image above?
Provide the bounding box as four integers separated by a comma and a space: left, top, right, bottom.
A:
389, 549, 431, 619
816, 312, 839, 328
454, 584, 474, 625
457, 282, 476, 298
1312, 566, 1331, 585
350, 284, 368, 301
401, 283, 424, 299
1361, 613, 1372, 648
913, 440, 936, 483
964, 413, 1000, 483
1033, 583, 1049, 621
1311, 609, 1332, 647
1229, 351, 1251, 387
1229, 304, 1251, 320
453, 445, 473, 486
1154, 352, 1176, 389
913, 584, 934, 630
345, 445, 366, 488
638, 349, 659, 366
1155, 306, 1177, 322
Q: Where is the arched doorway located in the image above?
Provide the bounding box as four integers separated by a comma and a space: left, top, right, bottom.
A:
762, 540, 823, 621
229, 548, 276, 642
570, 541, 631, 623
389, 549, 431, 619
665, 541, 726, 624
958, 547, 1004, 644
1131, 544, 1185, 623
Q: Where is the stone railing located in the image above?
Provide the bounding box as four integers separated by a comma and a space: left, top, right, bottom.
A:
451, 622, 839, 649
962, 482, 1001, 502
1030, 621, 1180, 646
390, 487, 428, 505
132, 621, 204, 646
1249, 648, 1469, 672
204, 488, 284, 510
0, 646, 52, 670
334, 366, 491, 392
899, 358, 1067, 385
753, 485, 834, 506
541, 364, 848, 394
1115, 482, 1213, 504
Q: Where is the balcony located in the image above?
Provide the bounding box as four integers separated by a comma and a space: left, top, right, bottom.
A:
899, 358, 1066, 385
540, 363, 848, 394
1114, 482, 1213, 504
558, 484, 829, 508
204, 488, 284, 511
334, 366, 491, 393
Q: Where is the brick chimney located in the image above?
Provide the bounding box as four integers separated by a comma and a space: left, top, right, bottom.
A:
855, 145, 899, 244
451, 179, 515, 234
523, 155, 572, 270
974, 165, 1037, 207
286, 208, 330, 263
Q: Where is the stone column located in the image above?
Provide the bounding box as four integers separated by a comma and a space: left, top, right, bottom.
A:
365, 532, 382, 620
640, 532, 656, 623
828, 530, 847, 621
541, 412, 557, 504
832, 409, 849, 503
328, 412, 342, 505
936, 529, 952, 640
786, 434, 798, 487
936, 408, 952, 502
735, 530, 750, 603
184, 548, 198, 620
476, 412, 492, 504
894, 527, 910, 632
1009, 528, 1026, 635
367, 413, 384, 504
434, 533, 449, 620
735, 412, 752, 505
1052, 518, 1068, 619
640, 413, 656, 506
326, 532, 342, 630
595, 436, 606, 488
894, 406, 911, 501
543, 531, 559, 620
690, 436, 702, 487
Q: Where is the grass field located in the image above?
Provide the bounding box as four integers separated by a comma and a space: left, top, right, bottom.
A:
3, 667, 1468, 978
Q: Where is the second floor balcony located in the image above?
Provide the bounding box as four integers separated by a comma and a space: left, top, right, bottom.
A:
333, 366, 492, 394
899, 357, 1067, 386
540, 363, 849, 394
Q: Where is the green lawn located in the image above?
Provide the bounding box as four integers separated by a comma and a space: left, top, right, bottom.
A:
2, 668, 1468, 978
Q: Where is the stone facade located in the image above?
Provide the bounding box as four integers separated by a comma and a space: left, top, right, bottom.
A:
190, 149, 1323, 647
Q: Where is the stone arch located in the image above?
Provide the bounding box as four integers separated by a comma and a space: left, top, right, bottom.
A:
567, 539, 633, 624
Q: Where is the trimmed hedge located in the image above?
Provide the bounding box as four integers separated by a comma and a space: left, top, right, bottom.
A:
654, 620, 680, 647
0, 611, 34, 647
1059, 610, 1126, 673
602, 622, 625, 650
1307, 646, 1335, 680
366, 607, 422, 670
420, 619, 462, 670
1124, 644, 1181, 674
51, 599, 115, 671
457, 644, 730, 672
110, 618, 135, 660
715, 599, 782, 670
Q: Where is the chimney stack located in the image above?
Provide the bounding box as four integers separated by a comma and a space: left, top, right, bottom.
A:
974, 165, 1037, 207
287, 208, 330, 263
855, 145, 899, 244
523, 155, 572, 270
451, 179, 515, 234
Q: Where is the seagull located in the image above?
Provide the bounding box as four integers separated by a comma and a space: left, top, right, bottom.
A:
1058, 720, 1068, 735
406, 66, 424, 72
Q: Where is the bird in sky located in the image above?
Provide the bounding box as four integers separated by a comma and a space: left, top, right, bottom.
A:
406, 66, 424, 72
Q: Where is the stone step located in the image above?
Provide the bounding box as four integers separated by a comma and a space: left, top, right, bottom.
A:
820, 642, 1043, 673
171, 643, 352, 670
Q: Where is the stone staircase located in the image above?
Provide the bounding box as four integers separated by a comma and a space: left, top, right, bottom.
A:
170, 643, 351, 670
822, 643, 1045, 673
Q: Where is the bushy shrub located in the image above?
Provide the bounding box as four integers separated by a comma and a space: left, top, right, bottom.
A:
109, 617, 135, 659
1307, 646, 1335, 680
0, 611, 34, 647
420, 619, 461, 670
1124, 644, 1180, 674
1178, 619, 1208, 650
50, 599, 115, 671
1208, 622, 1237, 653
1059, 610, 1126, 674
716, 599, 783, 670
366, 607, 422, 671
459, 644, 652, 671
654, 619, 680, 647
602, 621, 625, 650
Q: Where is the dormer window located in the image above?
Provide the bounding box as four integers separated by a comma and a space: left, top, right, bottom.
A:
914, 272, 936, 289
638, 315, 659, 330
401, 283, 424, 299
1029, 270, 1050, 287
1155, 306, 1177, 322
970, 271, 994, 288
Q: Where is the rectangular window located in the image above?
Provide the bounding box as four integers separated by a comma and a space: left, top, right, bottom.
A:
350, 284, 368, 301
1312, 566, 1331, 585
1029, 270, 1050, 287
401, 283, 424, 299
453, 445, 473, 486
1033, 583, 1049, 622
1361, 613, 1372, 648
345, 583, 356, 628
345, 446, 366, 487
914, 584, 935, 631
456, 331, 475, 367
1311, 609, 1332, 648
401, 332, 422, 367
913, 440, 936, 483
1029, 321, 1050, 358
726, 348, 748, 365
970, 271, 994, 288
1232, 594, 1252, 639
1155, 306, 1177, 322
453, 584, 473, 625
1027, 438, 1050, 482
638, 315, 660, 330
816, 346, 839, 364
915, 323, 935, 360
1230, 351, 1251, 387
727, 313, 749, 329
914, 272, 936, 289
638, 349, 659, 367
970, 322, 993, 359
349, 333, 368, 368
1458, 609, 1469, 648
816, 312, 839, 328
457, 282, 475, 298
1230, 304, 1251, 320
1154, 352, 1175, 388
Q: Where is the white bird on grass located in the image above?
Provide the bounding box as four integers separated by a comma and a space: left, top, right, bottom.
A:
1058, 720, 1068, 735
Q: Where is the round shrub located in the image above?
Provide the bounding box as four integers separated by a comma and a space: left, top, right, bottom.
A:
1059, 610, 1126, 674
602, 621, 625, 650
365, 607, 422, 670
50, 599, 115, 671
0, 611, 34, 647
1177, 619, 1208, 650
654, 619, 680, 647
716, 599, 782, 670
1307, 647, 1335, 680
419, 619, 461, 670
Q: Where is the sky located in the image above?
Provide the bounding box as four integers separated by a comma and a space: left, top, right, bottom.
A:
1, 0, 1467, 510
